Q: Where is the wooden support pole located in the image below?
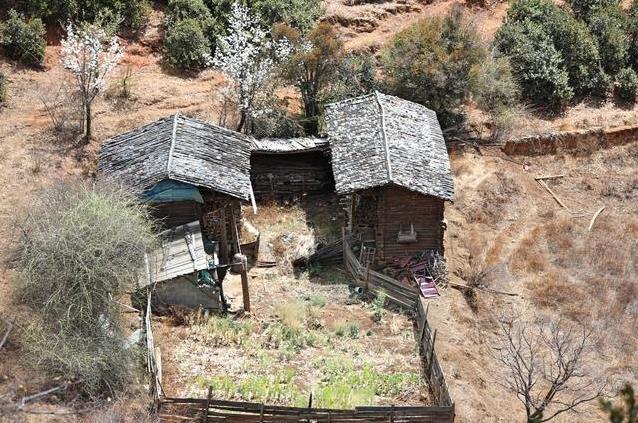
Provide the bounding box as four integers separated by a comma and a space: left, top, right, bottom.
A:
241, 257, 250, 313
428, 329, 437, 376
219, 207, 230, 264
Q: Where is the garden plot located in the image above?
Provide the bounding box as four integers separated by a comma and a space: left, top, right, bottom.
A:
157, 268, 429, 408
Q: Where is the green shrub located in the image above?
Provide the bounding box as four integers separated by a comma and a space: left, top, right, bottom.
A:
381, 5, 486, 128
371, 290, 387, 322
254, 0, 323, 32
497, 0, 608, 99
496, 19, 573, 108
587, 5, 630, 75
615, 67, 638, 101
0, 10, 46, 66
163, 18, 211, 70
569, 0, 618, 18
15, 182, 157, 398
20, 0, 150, 31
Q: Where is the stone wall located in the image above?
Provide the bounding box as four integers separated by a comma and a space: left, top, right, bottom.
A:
502, 125, 638, 156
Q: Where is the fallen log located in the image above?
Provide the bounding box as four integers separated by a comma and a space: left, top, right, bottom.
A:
537, 179, 571, 211
534, 174, 565, 180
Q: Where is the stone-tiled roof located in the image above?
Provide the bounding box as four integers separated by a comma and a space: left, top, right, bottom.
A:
98, 113, 253, 201
325, 92, 454, 201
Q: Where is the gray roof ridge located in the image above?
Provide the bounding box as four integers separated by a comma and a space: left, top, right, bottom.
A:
373, 90, 393, 182
324, 91, 377, 109
167, 111, 180, 179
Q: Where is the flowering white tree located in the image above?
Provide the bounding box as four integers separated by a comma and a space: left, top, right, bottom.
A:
207, 3, 291, 133
61, 23, 123, 143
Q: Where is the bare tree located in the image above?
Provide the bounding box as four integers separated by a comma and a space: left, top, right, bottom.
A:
495, 315, 606, 422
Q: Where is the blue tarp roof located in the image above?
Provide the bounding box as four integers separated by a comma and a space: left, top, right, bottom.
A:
141, 180, 204, 204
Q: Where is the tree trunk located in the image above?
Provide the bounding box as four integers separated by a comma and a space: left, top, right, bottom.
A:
83, 102, 92, 144
237, 110, 247, 134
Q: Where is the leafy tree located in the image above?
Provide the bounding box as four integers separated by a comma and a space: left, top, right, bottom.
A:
0, 9, 46, 66
208, 2, 291, 133
61, 22, 123, 143
163, 18, 211, 70
497, 18, 573, 109
281, 22, 344, 134
629, 1, 638, 69
614, 67, 638, 101
16, 181, 157, 398
587, 5, 630, 75
381, 5, 486, 128
600, 383, 638, 423
498, 0, 608, 98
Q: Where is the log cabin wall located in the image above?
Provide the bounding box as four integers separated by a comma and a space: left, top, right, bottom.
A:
250, 151, 334, 199
376, 185, 445, 263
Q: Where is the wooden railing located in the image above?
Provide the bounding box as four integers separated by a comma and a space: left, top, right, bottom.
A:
160, 396, 454, 422
343, 238, 418, 310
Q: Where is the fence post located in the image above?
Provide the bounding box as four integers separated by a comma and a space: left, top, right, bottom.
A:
204, 386, 212, 423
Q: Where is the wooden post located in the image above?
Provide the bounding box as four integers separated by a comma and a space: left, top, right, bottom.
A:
219, 207, 230, 264
204, 386, 212, 423
241, 257, 250, 313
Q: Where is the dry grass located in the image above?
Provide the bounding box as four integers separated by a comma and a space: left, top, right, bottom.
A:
462, 171, 522, 226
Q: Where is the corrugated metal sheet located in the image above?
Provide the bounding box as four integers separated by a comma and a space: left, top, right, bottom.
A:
140, 221, 208, 287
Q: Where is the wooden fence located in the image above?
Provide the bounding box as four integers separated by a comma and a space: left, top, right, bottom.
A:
343, 238, 418, 310
415, 299, 453, 407
154, 241, 456, 422
344, 238, 453, 408
145, 292, 163, 403
160, 396, 454, 422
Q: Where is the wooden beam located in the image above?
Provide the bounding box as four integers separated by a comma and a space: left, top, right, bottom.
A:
537, 179, 571, 211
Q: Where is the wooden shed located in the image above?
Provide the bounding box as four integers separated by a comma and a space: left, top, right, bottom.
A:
98, 113, 255, 265
137, 221, 222, 311
325, 92, 454, 266
250, 137, 334, 199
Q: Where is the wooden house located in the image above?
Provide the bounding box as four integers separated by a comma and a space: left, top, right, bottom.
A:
250, 137, 334, 199
325, 92, 454, 265
98, 113, 254, 265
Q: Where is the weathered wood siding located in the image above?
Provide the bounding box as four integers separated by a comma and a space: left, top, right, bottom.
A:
151, 201, 203, 229
250, 151, 334, 198
377, 185, 444, 262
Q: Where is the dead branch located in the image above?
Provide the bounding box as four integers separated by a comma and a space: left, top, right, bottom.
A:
588, 206, 605, 232
448, 281, 519, 296
0, 318, 13, 351
535, 174, 565, 180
